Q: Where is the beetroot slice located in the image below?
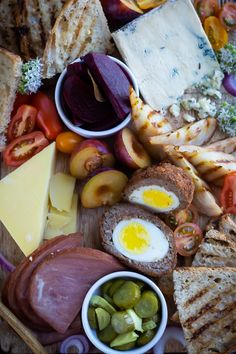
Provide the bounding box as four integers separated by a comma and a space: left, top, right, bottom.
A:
63, 75, 117, 126
66, 61, 87, 80
82, 53, 131, 121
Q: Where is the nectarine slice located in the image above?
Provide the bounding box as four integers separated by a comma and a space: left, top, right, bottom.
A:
81, 170, 128, 208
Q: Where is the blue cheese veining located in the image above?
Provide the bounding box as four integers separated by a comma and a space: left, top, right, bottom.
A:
112, 0, 220, 111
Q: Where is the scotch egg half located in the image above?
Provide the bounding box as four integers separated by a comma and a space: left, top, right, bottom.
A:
128, 185, 180, 213
112, 218, 169, 262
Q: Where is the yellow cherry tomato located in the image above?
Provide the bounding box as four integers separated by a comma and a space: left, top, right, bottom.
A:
136, 0, 166, 10
56, 131, 84, 154
204, 16, 228, 51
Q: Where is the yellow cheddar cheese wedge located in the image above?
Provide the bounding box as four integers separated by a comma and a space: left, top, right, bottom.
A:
49, 172, 76, 212
44, 193, 78, 240
0, 143, 56, 255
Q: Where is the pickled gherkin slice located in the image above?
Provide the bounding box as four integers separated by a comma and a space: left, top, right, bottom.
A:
111, 311, 135, 334
98, 323, 117, 343
113, 281, 141, 309
108, 279, 125, 297
95, 308, 111, 331
90, 295, 116, 314
110, 331, 139, 348
137, 329, 155, 346
142, 320, 157, 331
101, 281, 113, 296
88, 307, 97, 329
134, 290, 159, 318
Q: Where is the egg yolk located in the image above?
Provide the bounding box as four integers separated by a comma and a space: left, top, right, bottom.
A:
143, 189, 174, 209
119, 222, 150, 254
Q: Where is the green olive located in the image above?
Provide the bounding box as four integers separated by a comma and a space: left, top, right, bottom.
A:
111, 311, 134, 334
113, 281, 141, 309
134, 291, 159, 318
88, 307, 97, 329
113, 342, 136, 350
137, 330, 155, 346
98, 324, 117, 343
108, 279, 125, 297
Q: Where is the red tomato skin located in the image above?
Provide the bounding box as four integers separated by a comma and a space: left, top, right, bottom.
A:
3, 131, 49, 167
194, 0, 219, 22
12, 93, 32, 117
219, 3, 236, 30
220, 172, 236, 214
174, 223, 203, 256
31, 92, 63, 140
7, 105, 37, 142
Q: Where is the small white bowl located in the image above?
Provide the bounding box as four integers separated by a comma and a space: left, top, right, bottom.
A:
55, 56, 139, 138
81, 271, 168, 354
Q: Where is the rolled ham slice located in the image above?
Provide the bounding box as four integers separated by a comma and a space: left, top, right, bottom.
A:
29, 247, 126, 333
3, 233, 83, 331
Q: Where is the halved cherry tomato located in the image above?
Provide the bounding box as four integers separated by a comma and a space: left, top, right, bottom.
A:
220, 172, 236, 214
174, 223, 203, 256
12, 93, 32, 117
7, 105, 37, 142
175, 205, 199, 226
31, 92, 63, 141
204, 16, 228, 51
56, 131, 84, 154
194, 0, 219, 22
3, 131, 49, 167
219, 3, 236, 31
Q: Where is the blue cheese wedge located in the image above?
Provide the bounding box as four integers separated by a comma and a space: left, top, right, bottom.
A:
112, 0, 220, 110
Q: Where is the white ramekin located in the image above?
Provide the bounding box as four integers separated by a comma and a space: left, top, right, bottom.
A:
55, 56, 139, 138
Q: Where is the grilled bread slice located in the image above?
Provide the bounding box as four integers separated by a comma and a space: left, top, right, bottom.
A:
173, 267, 236, 354
123, 163, 194, 214
0, 48, 22, 147
192, 229, 236, 267
42, 0, 113, 79
15, 0, 66, 60
100, 203, 177, 277
0, 0, 19, 53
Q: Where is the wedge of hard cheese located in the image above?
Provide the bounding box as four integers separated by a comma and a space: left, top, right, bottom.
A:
112, 0, 220, 110
0, 143, 56, 255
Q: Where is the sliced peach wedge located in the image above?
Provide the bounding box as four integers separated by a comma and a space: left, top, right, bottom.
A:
114, 128, 151, 169
81, 169, 128, 208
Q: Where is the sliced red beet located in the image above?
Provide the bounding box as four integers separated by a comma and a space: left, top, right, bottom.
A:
66, 61, 87, 79
82, 53, 131, 120
63, 75, 118, 127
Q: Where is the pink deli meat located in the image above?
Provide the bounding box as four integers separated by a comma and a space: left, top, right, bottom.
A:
29, 247, 126, 333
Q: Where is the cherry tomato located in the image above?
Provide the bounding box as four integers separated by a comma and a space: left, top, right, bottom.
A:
12, 93, 31, 117
175, 205, 199, 226
204, 16, 228, 51
56, 131, 84, 154
31, 92, 63, 141
174, 223, 203, 256
219, 3, 236, 30
7, 105, 37, 142
220, 172, 236, 214
3, 131, 49, 167
194, 0, 219, 22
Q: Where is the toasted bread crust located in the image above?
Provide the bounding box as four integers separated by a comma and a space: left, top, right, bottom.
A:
100, 203, 177, 277
123, 163, 194, 212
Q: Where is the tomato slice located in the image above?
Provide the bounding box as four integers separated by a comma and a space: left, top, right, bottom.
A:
219, 3, 236, 30
175, 205, 199, 226
12, 93, 32, 117
220, 172, 236, 214
174, 223, 203, 256
56, 131, 84, 154
3, 131, 49, 167
7, 105, 37, 142
204, 16, 228, 50
31, 92, 63, 141
194, 0, 219, 22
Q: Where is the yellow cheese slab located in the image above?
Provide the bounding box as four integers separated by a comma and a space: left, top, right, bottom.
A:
0, 143, 56, 255
45, 193, 78, 240
49, 172, 76, 212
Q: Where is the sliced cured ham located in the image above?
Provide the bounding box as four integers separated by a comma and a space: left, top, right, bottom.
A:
29, 247, 126, 333
3, 233, 83, 330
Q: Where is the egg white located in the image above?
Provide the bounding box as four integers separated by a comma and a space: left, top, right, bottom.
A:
112, 218, 169, 262
129, 185, 180, 212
